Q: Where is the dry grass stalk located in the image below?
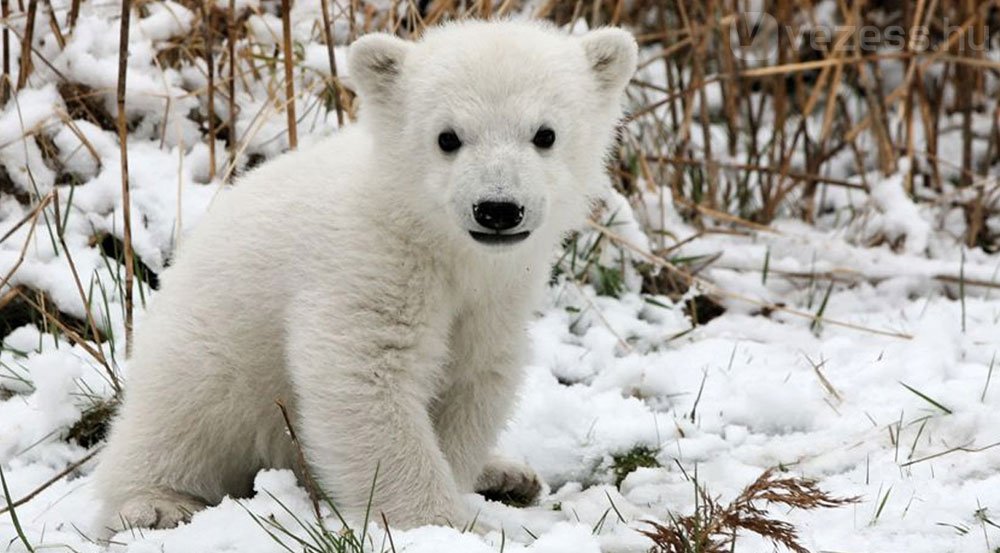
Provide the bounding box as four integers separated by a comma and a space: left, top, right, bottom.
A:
0, 286, 19, 313
275, 399, 322, 519
57, 110, 102, 167
0, 193, 52, 289
13, 286, 110, 366
45, 1, 65, 50
203, 3, 217, 181
227, 0, 237, 173
320, 0, 345, 127
116, 0, 136, 357
68, 0, 80, 30
843, 14, 977, 144
1, 0, 9, 103
643, 467, 860, 553
16, 0, 37, 90
0, 448, 101, 516
719, 263, 1000, 293
52, 189, 121, 393
646, 156, 866, 191
280, 0, 297, 149
587, 219, 914, 339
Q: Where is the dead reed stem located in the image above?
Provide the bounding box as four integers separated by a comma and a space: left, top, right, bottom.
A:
16, 0, 37, 90
116, 0, 135, 357
204, 4, 217, 181
646, 156, 866, 191
1, 0, 9, 103
280, 0, 297, 149
227, 0, 237, 174
276, 399, 321, 519
45, 1, 64, 49
320, 0, 344, 127
68, 0, 79, 31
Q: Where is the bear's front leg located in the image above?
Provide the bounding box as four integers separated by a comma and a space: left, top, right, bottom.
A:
433, 368, 543, 508
432, 320, 542, 506
287, 293, 467, 529
432, 368, 521, 489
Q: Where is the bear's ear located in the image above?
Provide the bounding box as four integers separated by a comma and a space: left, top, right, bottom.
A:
348, 33, 412, 104
580, 28, 638, 95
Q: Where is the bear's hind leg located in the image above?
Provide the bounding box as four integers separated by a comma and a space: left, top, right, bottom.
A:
92, 378, 268, 536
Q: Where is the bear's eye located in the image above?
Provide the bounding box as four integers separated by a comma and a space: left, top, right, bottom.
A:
532, 127, 556, 149
438, 130, 462, 153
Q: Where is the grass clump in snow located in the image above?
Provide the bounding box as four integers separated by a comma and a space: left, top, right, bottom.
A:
242, 491, 386, 553
642, 467, 859, 553
68, 399, 118, 448
611, 445, 661, 487
554, 223, 629, 298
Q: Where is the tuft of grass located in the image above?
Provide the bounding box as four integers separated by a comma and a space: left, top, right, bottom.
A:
870, 485, 892, 525
642, 467, 860, 553
243, 459, 382, 553
594, 265, 626, 297
67, 399, 118, 448
242, 490, 374, 553
611, 445, 661, 487
556, 212, 633, 299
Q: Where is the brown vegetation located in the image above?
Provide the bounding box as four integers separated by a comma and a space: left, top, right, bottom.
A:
642, 467, 860, 553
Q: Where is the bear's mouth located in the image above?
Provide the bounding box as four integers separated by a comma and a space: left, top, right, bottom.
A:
469, 231, 531, 246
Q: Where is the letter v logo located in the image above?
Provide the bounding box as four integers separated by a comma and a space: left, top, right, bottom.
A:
729, 11, 779, 63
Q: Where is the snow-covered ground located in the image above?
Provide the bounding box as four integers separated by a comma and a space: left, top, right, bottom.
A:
2, 1, 999, 552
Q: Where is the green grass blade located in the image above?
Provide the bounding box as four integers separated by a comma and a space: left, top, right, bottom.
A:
1, 465, 36, 552
899, 382, 953, 415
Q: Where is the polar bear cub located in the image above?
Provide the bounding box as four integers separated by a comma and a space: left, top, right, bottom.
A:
92, 19, 637, 532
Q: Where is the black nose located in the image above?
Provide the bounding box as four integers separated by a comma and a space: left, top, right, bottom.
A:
473, 201, 524, 231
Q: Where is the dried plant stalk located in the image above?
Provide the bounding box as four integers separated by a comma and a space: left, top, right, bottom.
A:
643, 468, 860, 553
227, 0, 237, 173
68, 0, 80, 30
204, 4, 217, 180
280, 0, 297, 149
116, 0, 135, 356
16, 0, 38, 90
1, 0, 10, 103
320, 0, 344, 127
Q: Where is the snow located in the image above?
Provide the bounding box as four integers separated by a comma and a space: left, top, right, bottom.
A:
6, 259, 998, 551
2, 2, 999, 552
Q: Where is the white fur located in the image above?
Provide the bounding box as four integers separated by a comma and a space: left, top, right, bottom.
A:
92, 20, 636, 533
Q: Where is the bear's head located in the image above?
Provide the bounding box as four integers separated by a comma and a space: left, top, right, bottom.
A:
348, 21, 637, 254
